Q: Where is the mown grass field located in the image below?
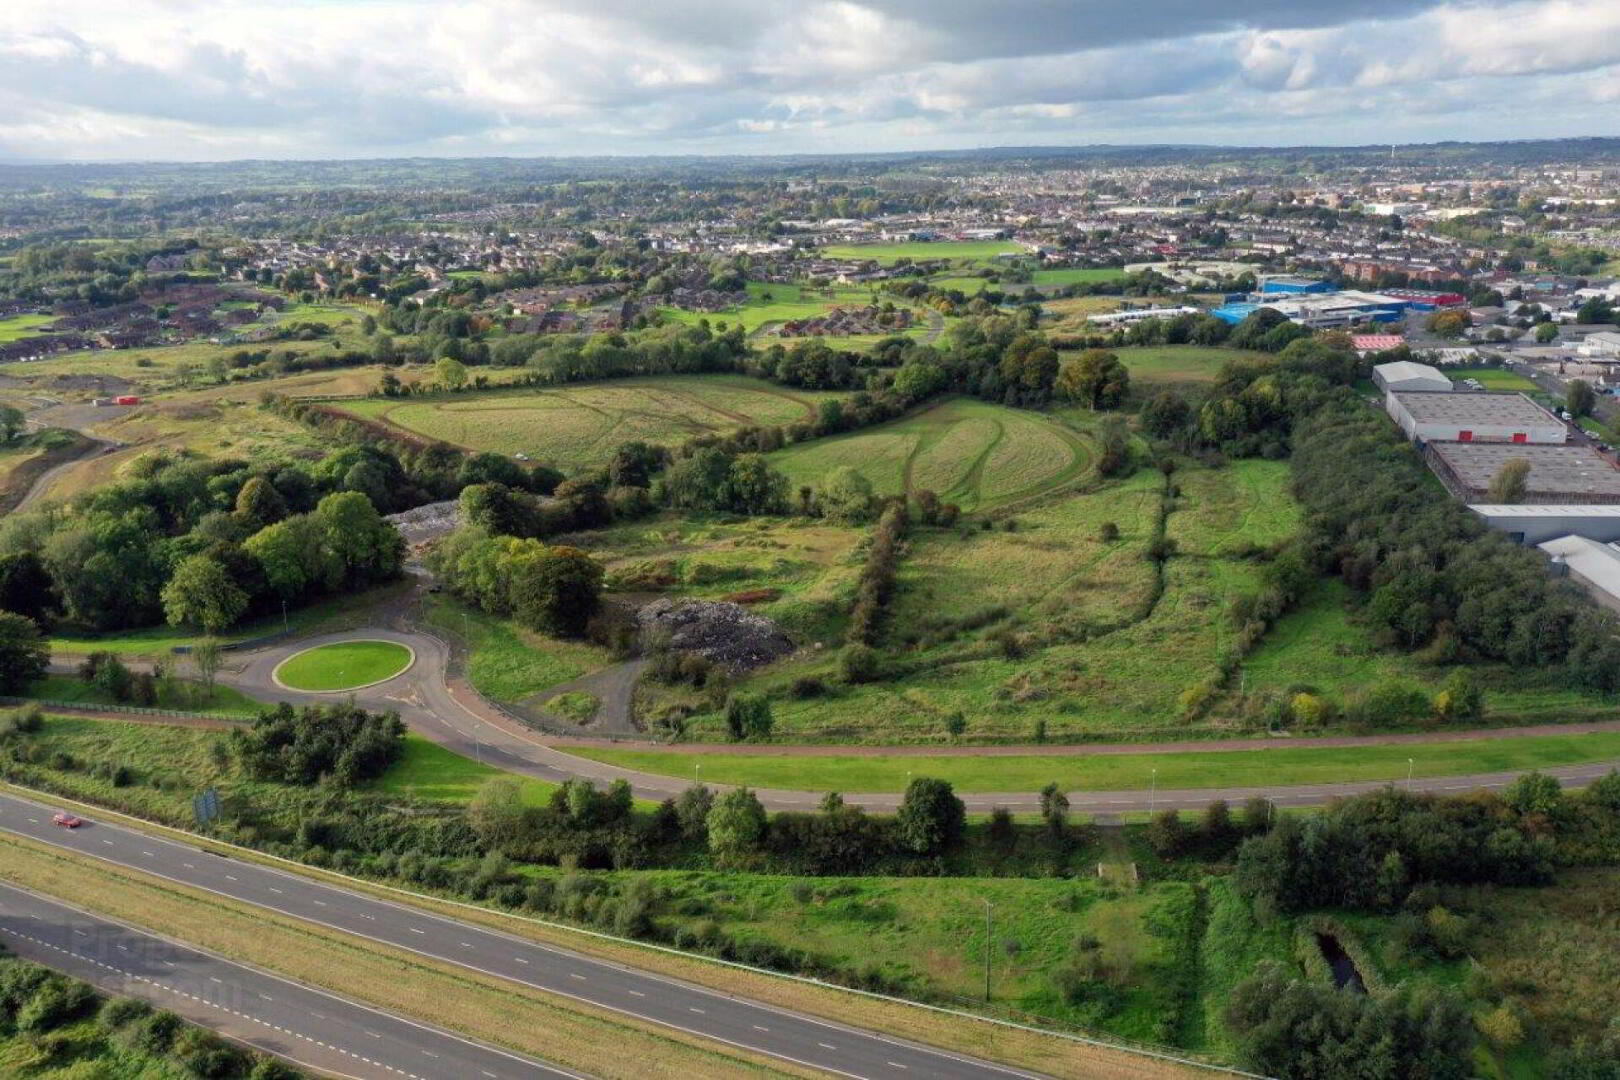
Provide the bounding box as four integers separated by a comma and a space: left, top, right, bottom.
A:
820, 241, 1024, 265
0, 313, 54, 342
339, 374, 843, 471
768, 398, 1094, 512
1448, 366, 1539, 392
1032, 268, 1129, 286
569, 731, 1620, 794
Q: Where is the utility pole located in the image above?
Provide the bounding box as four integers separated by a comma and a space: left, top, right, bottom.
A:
1149, 767, 1158, 816
982, 899, 993, 1002
1407, 758, 1415, 788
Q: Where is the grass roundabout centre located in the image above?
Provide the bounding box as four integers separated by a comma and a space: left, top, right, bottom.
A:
271, 639, 416, 693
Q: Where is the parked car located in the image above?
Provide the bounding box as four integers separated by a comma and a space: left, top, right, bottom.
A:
51, 812, 83, 828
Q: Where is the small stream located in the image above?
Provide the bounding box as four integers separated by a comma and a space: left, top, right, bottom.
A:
1316, 933, 1367, 993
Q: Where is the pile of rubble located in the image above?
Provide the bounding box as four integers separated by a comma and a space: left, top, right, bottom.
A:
637, 598, 795, 671
385, 500, 461, 545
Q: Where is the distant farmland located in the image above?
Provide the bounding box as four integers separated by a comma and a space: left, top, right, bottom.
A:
336, 375, 843, 471
769, 397, 1092, 511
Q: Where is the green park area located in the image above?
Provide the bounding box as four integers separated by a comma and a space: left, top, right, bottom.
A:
273, 639, 414, 692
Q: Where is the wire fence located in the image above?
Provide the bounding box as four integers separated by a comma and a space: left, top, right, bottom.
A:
0, 696, 249, 724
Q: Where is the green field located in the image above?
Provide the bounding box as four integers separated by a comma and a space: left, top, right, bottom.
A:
369, 734, 560, 804
820, 241, 1023, 265
1448, 366, 1539, 392
570, 732, 1620, 794
339, 374, 843, 471
0, 313, 53, 342
1032, 268, 1129, 287
273, 639, 413, 691
660, 281, 878, 333
423, 595, 610, 703
768, 398, 1093, 511
1109, 345, 1263, 387
694, 459, 1311, 742
1243, 580, 1613, 723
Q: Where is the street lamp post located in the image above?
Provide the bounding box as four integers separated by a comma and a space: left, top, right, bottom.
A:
1407, 758, 1415, 788
982, 898, 993, 1002
1149, 768, 1158, 816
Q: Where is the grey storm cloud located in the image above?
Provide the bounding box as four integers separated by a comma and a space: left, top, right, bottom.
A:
0, 0, 1616, 158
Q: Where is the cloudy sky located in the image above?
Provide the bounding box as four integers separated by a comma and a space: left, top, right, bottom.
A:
1, 0, 1618, 161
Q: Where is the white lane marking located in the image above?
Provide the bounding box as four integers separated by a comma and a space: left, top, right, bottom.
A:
689, 1006, 705, 1014
752, 1024, 769, 1032
627, 990, 644, 997
819, 1042, 837, 1050
888, 1062, 909, 1069
568, 973, 586, 981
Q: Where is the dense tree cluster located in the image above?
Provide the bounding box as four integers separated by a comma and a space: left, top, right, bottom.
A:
0, 449, 407, 634
234, 702, 405, 786
429, 527, 604, 638
1233, 786, 1556, 914
1226, 960, 1474, 1080
0, 612, 47, 693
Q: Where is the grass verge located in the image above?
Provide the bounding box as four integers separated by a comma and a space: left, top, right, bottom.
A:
563, 732, 1620, 794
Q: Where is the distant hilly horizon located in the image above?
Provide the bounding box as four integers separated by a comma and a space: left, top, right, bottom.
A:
2, 135, 1620, 171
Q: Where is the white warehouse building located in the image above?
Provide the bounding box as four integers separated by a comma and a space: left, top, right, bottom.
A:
1385, 390, 1567, 445
1373, 360, 1452, 394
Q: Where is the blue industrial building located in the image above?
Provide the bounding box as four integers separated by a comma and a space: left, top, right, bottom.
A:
1257, 275, 1336, 295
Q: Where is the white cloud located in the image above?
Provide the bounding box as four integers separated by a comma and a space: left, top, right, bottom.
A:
0, 0, 1615, 159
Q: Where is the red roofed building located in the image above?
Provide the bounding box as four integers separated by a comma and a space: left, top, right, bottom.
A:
1353, 334, 1405, 354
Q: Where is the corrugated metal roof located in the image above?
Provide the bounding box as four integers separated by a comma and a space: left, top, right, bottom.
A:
1539, 535, 1620, 601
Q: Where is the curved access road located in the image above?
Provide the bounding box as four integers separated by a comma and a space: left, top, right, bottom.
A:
198, 622, 1620, 815
0, 790, 1160, 1080
0, 880, 578, 1080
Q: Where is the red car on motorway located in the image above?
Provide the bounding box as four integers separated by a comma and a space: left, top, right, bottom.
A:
51, 812, 83, 828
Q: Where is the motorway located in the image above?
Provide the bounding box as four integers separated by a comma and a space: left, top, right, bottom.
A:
0, 881, 577, 1080
0, 790, 1063, 1080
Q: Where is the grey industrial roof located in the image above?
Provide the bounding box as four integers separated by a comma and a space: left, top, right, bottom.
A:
1539, 535, 1620, 601
1374, 360, 1449, 385
1391, 390, 1561, 426
1469, 504, 1620, 516
1434, 442, 1620, 497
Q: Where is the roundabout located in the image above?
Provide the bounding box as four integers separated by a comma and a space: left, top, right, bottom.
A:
271, 639, 416, 693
